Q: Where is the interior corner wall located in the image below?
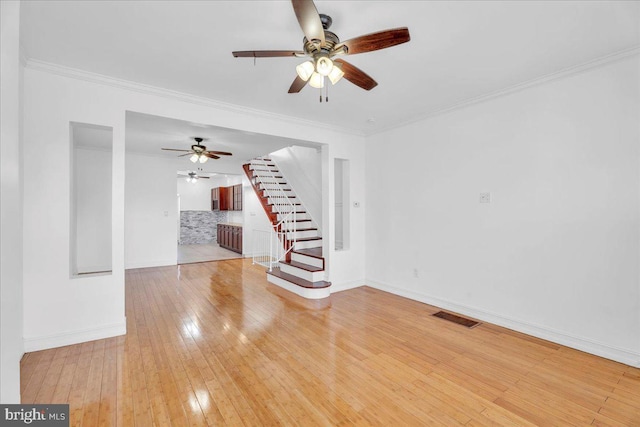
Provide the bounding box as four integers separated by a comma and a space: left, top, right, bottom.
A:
125, 153, 178, 269
0, 0, 24, 403
365, 55, 640, 366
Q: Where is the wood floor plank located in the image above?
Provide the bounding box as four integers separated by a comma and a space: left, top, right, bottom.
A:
20, 259, 640, 426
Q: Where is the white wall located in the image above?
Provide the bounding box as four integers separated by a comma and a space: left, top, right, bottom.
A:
177, 176, 214, 211
270, 145, 323, 229
21, 61, 366, 351
0, 0, 24, 403
125, 153, 178, 268
242, 174, 274, 257
366, 55, 640, 366
74, 147, 112, 273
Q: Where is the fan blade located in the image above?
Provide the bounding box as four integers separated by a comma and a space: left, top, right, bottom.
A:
207, 151, 232, 156
178, 153, 192, 157
291, 0, 325, 46
203, 152, 220, 160
162, 148, 191, 152
335, 27, 410, 55
199, 176, 211, 179
333, 59, 378, 91
232, 50, 303, 58
288, 75, 308, 93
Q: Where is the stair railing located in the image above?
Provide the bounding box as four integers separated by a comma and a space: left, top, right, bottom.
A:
249, 158, 296, 271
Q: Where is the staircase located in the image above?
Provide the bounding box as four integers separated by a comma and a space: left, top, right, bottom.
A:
243, 158, 331, 299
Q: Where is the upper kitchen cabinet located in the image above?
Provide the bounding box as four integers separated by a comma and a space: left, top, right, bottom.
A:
212, 184, 242, 211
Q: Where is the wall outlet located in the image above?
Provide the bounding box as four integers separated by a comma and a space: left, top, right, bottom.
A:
479, 192, 491, 203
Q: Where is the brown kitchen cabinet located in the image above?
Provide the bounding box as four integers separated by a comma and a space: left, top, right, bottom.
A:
211, 184, 242, 211
217, 223, 243, 254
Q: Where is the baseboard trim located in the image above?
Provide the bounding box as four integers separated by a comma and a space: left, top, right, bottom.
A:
365, 279, 640, 368
23, 320, 127, 352
330, 280, 364, 294
125, 259, 177, 270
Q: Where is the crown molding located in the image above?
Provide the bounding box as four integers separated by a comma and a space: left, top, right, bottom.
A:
367, 46, 640, 137
22, 45, 639, 140
24, 58, 365, 137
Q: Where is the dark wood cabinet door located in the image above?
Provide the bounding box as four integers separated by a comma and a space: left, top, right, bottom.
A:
233, 184, 243, 211
219, 187, 231, 211
212, 187, 220, 211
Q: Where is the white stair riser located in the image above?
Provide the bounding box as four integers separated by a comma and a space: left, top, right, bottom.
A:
266, 274, 330, 300
280, 221, 315, 231
287, 230, 319, 240
279, 263, 325, 282
249, 164, 278, 171
250, 161, 274, 166
277, 212, 310, 221
268, 197, 298, 205
271, 205, 305, 214
259, 184, 291, 191
291, 252, 324, 269
263, 191, 296, 199
294, 239, 322, 250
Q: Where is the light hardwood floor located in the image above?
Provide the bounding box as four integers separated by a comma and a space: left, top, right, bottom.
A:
21, 259, 640, 426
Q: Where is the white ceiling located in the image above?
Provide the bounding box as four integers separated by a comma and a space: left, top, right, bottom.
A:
20, 1, 640, 136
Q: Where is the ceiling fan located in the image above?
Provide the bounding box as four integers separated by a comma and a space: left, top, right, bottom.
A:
232, 0, 410, 99
178, 171, 210, 183
162, 137, 232, 163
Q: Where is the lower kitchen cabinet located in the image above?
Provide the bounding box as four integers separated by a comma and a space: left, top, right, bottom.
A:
217, 223, 243, 254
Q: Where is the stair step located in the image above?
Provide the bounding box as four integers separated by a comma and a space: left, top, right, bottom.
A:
266, 268, 330, 299
280, 220, 314, 231
292, 236, 322, 242
293, 247, 323, 258
286, 229, 319, 240
279, 260, 325, 282
278, 212, 311, 221
291, 251, 324, 269
280, 260, 323, 272
267, 267, 330, 288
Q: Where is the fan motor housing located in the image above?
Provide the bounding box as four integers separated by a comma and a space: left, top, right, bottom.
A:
303, 31, 340, 55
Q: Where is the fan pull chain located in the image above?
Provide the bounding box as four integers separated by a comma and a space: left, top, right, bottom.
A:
326, 83, 329, 103
319, 86, 322, 103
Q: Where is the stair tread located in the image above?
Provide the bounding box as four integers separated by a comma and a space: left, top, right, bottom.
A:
267, 267, 330, 289
287, 227, 317, 232
280, 260, 323, 272
293, 247, 323, 258
290, 236, 322, 242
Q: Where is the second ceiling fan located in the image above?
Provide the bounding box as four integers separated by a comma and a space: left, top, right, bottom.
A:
232, 0, 410, 97
162, 137, 232, 164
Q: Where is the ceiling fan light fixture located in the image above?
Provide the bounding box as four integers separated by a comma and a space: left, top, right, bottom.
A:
328, 63, 344, 85
309, 72, 324, 88
296, 60, 314, 81
198, 155, 208, 164
315, 55, 333, 76
190, 153, 199, 163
